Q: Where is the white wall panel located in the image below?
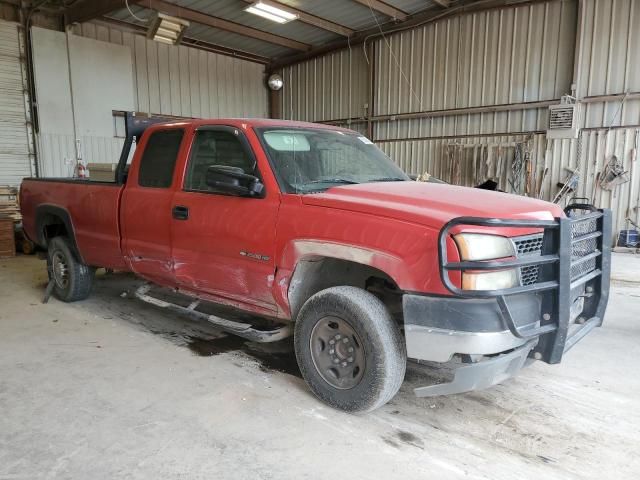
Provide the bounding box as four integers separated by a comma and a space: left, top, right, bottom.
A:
30, 27, 75, 137
32, 22, 269, 178
31, 27, 135, 176
68, 34, 135, 137
73, 22, 269, 119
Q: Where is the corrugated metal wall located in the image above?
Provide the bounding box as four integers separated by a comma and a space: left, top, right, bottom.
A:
576, 0, 640, 128
73, 22, 269, 119
281, 0, 640, 239
374, 1, 575, 123
374, 0, 576, 139
282, 46, 368, 123
578, 127, 640, 233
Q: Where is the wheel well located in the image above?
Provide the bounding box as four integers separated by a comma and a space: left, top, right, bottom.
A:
288, 258, 403, 322
39, 213, 69, 246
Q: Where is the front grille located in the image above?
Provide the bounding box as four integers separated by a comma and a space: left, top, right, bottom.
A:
570, 217, 598, 280
514, 235, 544, 255
514, 234, 544, 286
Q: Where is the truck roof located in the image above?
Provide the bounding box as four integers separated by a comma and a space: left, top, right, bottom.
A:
146, 117, 355, 133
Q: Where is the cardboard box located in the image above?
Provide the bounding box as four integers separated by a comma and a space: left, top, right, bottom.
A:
88, 163, 118, 182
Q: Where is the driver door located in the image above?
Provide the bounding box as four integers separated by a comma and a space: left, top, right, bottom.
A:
171, 126, 280, 313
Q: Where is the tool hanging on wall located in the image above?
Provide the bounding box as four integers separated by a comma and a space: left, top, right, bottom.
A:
449, 144, 461, 185
524, 135, 533, 196
553, 168, 580, 204
509, 143, 524, 194
537, 167, 549, 199
599, 154, 630, 191
591, 171, 601, 205
537, 143, 551, 199
496, 146, 504, 190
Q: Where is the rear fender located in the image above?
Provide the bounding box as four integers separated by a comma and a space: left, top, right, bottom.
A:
35, 204, 84, 263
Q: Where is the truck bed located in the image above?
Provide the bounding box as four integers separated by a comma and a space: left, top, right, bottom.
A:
20, 178, 127, 269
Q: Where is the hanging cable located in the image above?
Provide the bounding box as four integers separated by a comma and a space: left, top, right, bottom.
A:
606, 91, 629, 131
125, 0, 149, 23
364, 0, 423, 111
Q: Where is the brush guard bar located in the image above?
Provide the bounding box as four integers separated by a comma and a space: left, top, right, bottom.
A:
438, 208, 612, 364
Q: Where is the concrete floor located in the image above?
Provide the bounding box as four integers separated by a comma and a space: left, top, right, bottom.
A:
1, 255, 639, 480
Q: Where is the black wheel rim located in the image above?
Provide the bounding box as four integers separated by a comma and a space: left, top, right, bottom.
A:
309, 316, 366, 390
51, 251, 69, 289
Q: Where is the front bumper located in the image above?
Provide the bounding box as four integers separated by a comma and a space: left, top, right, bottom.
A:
414, 340, 537, 397
404, 208, 612, 397
403, 293, 541, 362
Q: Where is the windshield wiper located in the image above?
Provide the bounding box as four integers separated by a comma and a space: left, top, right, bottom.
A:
302, 178, 360, 185
367, 177, 408, 182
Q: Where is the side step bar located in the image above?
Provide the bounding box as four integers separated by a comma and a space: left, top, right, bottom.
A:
135, 284, 292, 343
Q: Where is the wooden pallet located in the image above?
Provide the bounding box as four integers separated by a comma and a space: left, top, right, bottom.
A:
0, 186, 21, 223
0, 215, 15, 257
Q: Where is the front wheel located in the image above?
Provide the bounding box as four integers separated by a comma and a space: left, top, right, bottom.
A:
294, 286, 406, 412
47, 236, 94, 302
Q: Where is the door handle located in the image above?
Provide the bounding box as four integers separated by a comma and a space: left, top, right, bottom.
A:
172, 205, 189, 220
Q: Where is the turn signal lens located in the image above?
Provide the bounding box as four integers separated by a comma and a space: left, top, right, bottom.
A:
462, 269, 519, 291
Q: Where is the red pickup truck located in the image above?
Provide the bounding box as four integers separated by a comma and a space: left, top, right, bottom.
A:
20, 113, 611, 412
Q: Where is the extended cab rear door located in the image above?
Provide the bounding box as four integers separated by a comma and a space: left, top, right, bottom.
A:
120, 125, 187, 285
170, 125, 280, 313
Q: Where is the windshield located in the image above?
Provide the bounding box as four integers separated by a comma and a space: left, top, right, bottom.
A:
255, 127, 409, 193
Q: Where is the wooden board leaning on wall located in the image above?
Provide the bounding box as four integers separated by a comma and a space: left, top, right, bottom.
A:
0, 186, 21, 223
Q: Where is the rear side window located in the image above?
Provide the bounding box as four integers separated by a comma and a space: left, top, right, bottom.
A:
138, 129, 184, 188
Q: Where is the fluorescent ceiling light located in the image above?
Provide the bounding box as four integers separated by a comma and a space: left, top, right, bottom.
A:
148, 12, 190, 45
244, 1, 298, 24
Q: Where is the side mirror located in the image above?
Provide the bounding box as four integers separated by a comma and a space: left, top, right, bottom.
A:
205, 165, 264, 197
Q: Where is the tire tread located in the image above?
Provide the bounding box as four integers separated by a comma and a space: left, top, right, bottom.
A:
294, 286, 406, 412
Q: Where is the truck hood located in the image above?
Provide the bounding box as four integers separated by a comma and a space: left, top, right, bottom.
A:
302, 181, 564, 231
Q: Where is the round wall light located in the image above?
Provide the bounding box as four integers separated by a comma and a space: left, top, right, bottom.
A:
267, 74, 284, 91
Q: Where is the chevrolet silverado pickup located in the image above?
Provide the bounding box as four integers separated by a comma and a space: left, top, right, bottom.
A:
20, 113, 611, 412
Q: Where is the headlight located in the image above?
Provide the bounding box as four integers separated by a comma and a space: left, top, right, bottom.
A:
453, 233, 515, 261
462, 269, 519, 290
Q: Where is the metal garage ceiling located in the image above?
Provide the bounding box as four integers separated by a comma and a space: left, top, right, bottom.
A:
63, 0, 486, 66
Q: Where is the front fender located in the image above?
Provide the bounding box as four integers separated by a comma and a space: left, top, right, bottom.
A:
272, 239, 412, 319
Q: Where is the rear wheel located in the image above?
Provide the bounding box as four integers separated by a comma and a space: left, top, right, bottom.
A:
47, 236, 94, 302
294, 286, 406, 412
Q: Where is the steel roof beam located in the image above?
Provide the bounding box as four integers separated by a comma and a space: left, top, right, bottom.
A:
351, 0, 408, 21
147, 0, 310, 51
270, 0, 540, 69
65, 0, 145, 25
95, 17, 271, 64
